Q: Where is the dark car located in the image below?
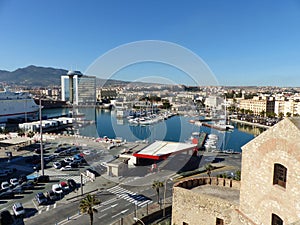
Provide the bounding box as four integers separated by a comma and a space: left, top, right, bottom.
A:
46, 190, 57, 201
20, 181, 35, 190
0, 210, 13, 225
35, 192, 48, 205
18, 175, 28, 184
12, 185, 24, 194
69, 162, 79, 168
67, 179, 77, 191
0, 190, 15, 199
36, 175, 50, 183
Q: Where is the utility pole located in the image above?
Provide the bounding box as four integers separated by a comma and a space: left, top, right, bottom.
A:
39, 96, 44, 176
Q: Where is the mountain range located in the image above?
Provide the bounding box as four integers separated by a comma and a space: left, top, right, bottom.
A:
0, 65, 131, 88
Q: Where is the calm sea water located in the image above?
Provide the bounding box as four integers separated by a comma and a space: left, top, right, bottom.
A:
43, 108, 259, 152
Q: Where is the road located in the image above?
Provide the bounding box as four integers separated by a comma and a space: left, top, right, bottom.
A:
24, 181, 173, 225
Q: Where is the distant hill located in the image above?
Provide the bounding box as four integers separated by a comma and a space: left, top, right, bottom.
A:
0, 65, 131, 88
0, 65, 170, 88
0, 65, 67, 87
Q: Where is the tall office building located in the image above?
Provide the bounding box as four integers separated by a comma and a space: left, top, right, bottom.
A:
61, 70, 96, 105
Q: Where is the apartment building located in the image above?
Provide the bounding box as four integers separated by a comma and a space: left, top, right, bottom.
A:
239, 96, 275, 115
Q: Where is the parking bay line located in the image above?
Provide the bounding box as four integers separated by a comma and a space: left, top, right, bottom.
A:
98, 213, 107, 219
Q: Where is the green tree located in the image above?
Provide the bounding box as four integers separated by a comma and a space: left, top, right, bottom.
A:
17, 129, 25, 137
79, 194, 100, 225
286, 112, 292, 117
27, 131, 35, 138
259, 110, 265, 117
152, 180, 164, 204
205, 164, 213, 178
235, 170, 241, 181
278, 112, 284, 119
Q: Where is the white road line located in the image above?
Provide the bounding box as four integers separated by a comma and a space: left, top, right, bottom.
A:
111, 209, 129, 218
46, 205, 50, 211
98, 213, 107, 219
54, 203, 57, 208
100, 203, 119, 212
32, 199, 38, 210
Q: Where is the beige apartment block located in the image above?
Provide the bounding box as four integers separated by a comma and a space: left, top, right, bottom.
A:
239, 97, 275, 115
172, 117, 300, 225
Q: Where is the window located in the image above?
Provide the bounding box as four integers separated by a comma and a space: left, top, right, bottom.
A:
272, 213, 283, 225
216, 218, 224, 225
183, 222, 189, 225
273, 163, 287, 188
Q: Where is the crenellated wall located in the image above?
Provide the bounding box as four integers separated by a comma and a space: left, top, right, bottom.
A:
172, 177, 242, 225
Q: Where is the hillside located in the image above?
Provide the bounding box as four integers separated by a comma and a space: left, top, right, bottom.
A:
0, 65, 67, 87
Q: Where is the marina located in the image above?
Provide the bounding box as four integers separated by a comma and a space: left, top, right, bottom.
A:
41, 107, 259, 153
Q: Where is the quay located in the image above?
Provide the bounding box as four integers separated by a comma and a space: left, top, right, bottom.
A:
231, 118, 270, 129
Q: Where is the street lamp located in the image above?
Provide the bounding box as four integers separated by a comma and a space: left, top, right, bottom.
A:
163, 176, 174, 217
133, 217, 145, 225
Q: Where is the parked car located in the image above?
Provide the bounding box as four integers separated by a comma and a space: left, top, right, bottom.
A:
52, 184, 63, 195
0, 210, 13, 225
53, 162, 61, 169
35, 192, 48, 205
46, 190, 57, 201
12, 202, 25, 217
60, 165, 73, 171
12, 185, 24, 194
20, 181, 35, 190
69, 162, 79, 168
1, 181, 10, 190
44, 155, 56, 162
59, 181, 69, 193
10, 178, 19, 186
63, 158, 73, 164
0, 190, 14, 199
67, 179, 77, 191
36, 175, 50, 183
18, 174, 28, 184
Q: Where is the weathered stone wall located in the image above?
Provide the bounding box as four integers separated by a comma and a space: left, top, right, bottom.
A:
172, 177, 242, 225
240, 118, 300, 224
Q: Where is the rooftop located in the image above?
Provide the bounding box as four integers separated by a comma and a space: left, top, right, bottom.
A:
133, 140, 196, 160
192, 184, 240, 204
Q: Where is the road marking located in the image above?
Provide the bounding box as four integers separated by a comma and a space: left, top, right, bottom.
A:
54, 203, 57, 208
46, 205, 50, 211
32, 199, 38, 210
100, 203, 119, 212
98, 213, 107, 219
111, 209, 129, 218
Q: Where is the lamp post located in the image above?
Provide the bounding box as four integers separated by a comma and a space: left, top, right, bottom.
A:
163, 176, 174, 217
39, 96, 44, 176
133, 217, 145, 225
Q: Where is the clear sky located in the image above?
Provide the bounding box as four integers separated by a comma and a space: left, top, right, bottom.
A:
0, 0, 300, 86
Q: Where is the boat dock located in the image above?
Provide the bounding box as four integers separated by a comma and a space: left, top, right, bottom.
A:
196, 132, 207, 149
201, 122, 227, 131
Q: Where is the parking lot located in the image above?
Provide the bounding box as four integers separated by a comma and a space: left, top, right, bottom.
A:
0, 135, 113, 223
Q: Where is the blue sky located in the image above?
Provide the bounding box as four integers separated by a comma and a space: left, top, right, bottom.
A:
0, 0, 300, 86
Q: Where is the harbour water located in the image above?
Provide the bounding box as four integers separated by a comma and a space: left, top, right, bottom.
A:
43, 107, 263, 152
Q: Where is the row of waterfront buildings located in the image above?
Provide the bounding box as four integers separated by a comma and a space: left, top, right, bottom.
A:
15, 70, 300, 118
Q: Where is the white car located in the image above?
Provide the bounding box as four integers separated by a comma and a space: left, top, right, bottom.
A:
60, 165, 73, 171
63, 158, 73, 164
10, 178, 19, 186
12, 202, 25, 216
1, 181, 10, 190
53, 162, 61, 169
52, 184, 63, 195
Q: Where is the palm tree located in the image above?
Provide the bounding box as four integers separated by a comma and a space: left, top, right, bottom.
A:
79, 194, 100, 225
205, 163, 213, 178
152, 180, 164, 204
